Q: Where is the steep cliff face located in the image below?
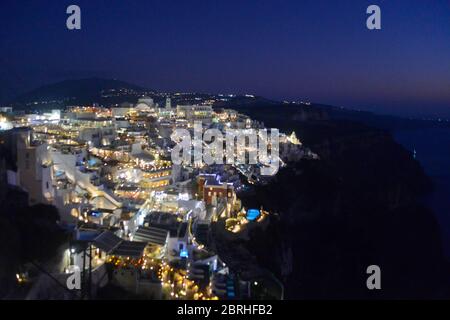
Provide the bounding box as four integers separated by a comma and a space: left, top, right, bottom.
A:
300, 121, 432, 210
238, 107, 449, 299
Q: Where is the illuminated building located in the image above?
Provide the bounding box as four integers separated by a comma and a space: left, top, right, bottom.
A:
112, 102, 133, 118
15, 129, 54, 204
0, 115, 13, 131
197, 174, 236, 206
176, 105, 213, 122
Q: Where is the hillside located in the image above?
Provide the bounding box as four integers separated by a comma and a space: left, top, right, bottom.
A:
236, 105, 450, 299
11, 78, 154, 109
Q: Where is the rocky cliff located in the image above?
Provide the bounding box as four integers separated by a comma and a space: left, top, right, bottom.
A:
238, 104, 450, 299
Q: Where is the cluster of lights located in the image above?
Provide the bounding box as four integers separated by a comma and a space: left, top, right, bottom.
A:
157, 262, 218, 300
11, 102, 292, 301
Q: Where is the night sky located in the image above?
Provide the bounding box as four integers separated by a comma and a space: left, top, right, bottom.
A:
0, 0, 449, 117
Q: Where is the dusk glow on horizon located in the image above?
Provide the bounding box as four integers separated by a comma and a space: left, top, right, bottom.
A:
1, 0, 449, 117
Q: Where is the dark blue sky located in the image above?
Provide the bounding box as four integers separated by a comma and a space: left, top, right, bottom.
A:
1, 0, 449, 117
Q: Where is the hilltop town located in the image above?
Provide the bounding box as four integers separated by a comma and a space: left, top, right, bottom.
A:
0, 95, 316, 299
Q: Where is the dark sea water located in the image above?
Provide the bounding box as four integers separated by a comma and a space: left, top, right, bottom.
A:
394, 128, 450, 257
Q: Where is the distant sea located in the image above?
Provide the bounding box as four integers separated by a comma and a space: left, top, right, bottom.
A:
394, 128, 450, 257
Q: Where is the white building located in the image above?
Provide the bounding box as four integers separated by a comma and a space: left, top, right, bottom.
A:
0, 115, 13, 131
135, 97, 156, 113
79, 127, 116, 147
176, 105, 213, 122
112, 102, 133, 118
14, 130, 54, 205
